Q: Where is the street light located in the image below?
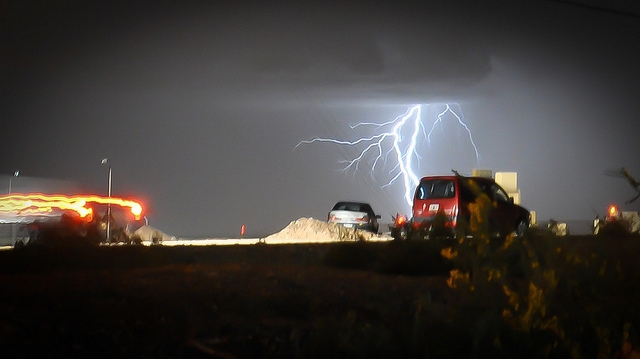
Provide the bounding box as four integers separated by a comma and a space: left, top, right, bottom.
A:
8, 170, 19, 194
101, 158, 112, 242
8, 170, 19, 245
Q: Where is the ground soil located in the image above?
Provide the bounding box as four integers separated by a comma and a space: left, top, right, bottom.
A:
1, 233, 639, 359
0, 242, 454, 358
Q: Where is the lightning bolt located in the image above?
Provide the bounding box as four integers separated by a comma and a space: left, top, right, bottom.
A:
297, 103, 480, 210
429, 104, 480, 161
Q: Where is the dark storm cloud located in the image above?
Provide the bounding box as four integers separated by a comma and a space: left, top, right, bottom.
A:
2, 1, 461, 111
233, 2, 496, 107
238, 2, 493, 84
2, 0, 640, 237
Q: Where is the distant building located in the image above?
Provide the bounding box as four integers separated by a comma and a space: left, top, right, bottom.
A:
473, 168, 535, 225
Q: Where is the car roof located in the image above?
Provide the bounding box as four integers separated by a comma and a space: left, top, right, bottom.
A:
419, 175, 496, 184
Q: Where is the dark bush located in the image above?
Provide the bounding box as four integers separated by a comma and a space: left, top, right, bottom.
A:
377, 239, 453, 276
321, 242, 379, 270
596, 219, 635, 238
321, 240, 454, 276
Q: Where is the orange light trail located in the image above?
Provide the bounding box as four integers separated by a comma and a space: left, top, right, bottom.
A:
0, 193, 143, 221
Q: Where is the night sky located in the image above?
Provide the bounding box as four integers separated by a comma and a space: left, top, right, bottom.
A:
2, 0, 640, 237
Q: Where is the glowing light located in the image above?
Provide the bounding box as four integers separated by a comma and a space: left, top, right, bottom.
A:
298, 103, 480, 209
0, 193, 144, 221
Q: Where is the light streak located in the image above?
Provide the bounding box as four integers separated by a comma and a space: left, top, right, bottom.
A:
0, 193, 143, 221
297, 103, 479, 209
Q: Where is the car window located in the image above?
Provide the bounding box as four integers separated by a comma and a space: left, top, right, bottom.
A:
458, 179, 477, 202
333, 202, 367, 212
492, 185, 510, 203
475, 181, 493, 198
416, 179, 455, 199
459, 178, 495, 201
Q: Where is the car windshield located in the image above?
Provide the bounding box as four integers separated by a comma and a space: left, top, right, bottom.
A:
333, 203, 366, 212
416, 179, 455, 199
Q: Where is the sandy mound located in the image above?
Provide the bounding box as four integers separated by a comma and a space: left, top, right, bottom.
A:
263, 217, 391, 243
133, 225, 176, 243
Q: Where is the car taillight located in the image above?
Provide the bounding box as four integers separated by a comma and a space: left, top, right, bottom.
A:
395, 214, 407, 226
608, 205, 619, 217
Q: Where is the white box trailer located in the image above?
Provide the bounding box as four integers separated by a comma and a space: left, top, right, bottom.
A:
495, 172, 518, 193
472, 169, 493, 178
621, 211, 640, 233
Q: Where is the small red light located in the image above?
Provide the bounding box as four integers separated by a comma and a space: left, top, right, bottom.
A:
609, 205, 619, 217
395, 214, 406, 226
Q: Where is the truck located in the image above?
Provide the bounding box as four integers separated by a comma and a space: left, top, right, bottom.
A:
389, 171, 530, 241
593, 204, 640, 235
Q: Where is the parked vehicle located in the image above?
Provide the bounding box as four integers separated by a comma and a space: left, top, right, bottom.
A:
594, 167, 640, 235
328, 201, 381, 234
390, 173, 530, 240
593, 204, 640, 235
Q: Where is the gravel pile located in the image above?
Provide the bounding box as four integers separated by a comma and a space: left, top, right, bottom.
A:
263, 217, 389, 242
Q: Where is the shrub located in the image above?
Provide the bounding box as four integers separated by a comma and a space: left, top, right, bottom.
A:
376, 239, 453, 276
596, 219, 634, 238
321, 240, 454, 276
321, 242, 379, 270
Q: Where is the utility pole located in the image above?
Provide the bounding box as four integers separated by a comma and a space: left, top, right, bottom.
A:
8, 170, 19, 194
101, 159, 112, 242
8, 170, 19, 245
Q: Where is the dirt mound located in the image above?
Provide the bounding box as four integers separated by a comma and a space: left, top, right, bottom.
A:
264, 217, 389, 242
133, 225, 176, 242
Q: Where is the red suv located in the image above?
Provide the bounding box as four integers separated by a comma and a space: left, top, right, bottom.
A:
392, 174, 530, 240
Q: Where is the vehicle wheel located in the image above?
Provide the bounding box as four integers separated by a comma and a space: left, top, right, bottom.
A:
398, 227, 407, 240
391, 226, 407, 241
515, 219, 528, 237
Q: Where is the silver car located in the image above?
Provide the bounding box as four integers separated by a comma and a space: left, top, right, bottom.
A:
328, 201, 381, 233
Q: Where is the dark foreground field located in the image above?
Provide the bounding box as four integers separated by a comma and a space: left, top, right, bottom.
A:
1, 232, 639, 359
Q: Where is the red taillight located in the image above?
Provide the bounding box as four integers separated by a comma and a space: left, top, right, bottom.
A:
608, 205, 619, 217
395, 214, 407, 226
